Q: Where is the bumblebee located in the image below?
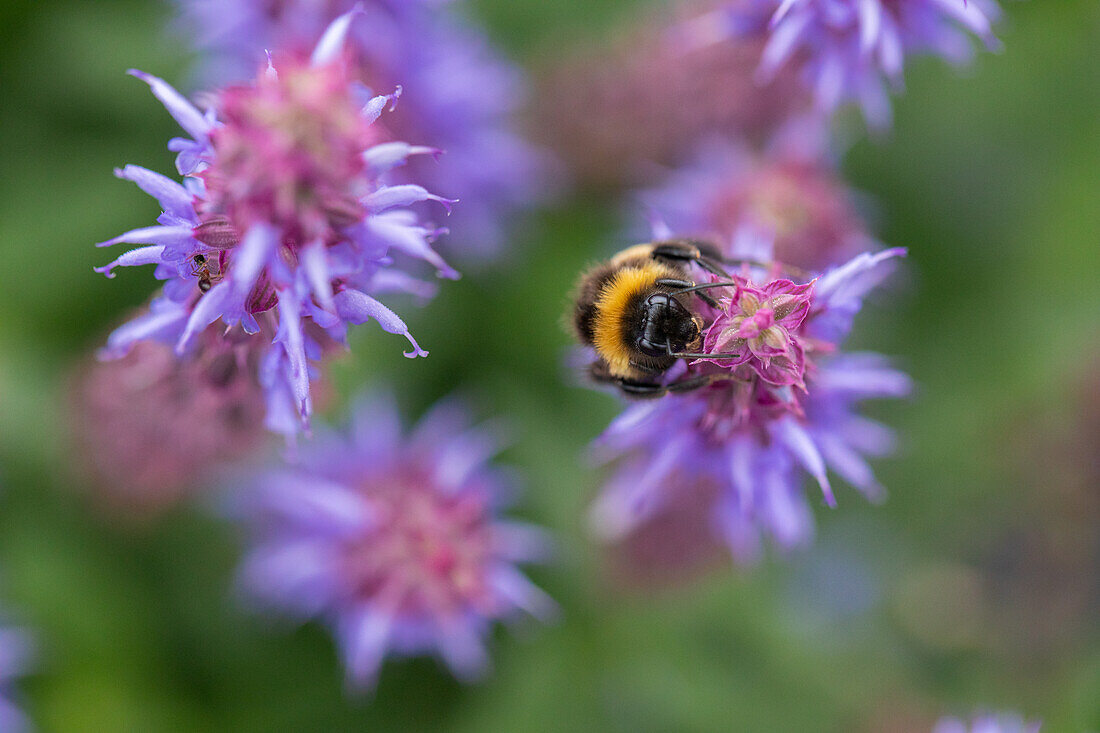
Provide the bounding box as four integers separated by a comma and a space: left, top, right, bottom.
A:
570, 239, 740, 398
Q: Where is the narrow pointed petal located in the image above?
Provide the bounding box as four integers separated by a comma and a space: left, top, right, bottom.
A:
232, 224, 279, 296
362, 184, 456, 214
114, 165, 196, 223
128, 70, 211, 143
333, 289, 428, 357
94, 245, 166, 277
774, 418, 834, 506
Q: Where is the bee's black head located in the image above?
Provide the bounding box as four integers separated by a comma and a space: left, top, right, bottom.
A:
637, 292, 700, 358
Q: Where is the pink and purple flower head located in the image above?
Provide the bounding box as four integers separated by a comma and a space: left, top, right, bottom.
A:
0, 621, 34, 732
233, 392, 556, 688
71, 318, 301, 518
96, 8, 456, 438
933, 713, 1042, 733
176, 0, 552, 259
637, 124, 876, 271
590, 231, 909, 566
684, 0, 1001, 128
534, 10, 807, 191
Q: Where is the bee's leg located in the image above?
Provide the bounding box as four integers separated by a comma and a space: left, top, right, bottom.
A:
651, 240, 731, 278
613, 373, 742, 399
655, 277, 719, 308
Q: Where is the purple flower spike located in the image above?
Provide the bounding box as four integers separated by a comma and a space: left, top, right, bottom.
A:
97, 10, 455, 437
175, 0, 553, 260
697, 0, 1001, 128
234, 392, 556, 689
590, 231, 909, 568
933, 713, 1042, 733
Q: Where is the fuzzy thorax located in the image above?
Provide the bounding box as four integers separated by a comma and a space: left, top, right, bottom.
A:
592, 261, 678, 378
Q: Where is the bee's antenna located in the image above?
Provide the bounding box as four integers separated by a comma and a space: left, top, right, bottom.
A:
669, 281, 739, 297
666, 344, 744, 360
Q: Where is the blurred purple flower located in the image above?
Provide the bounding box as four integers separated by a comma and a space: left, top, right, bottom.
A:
637, 124, 875, 271
591, 232, 909, 564
0, 624, 33, 733
233, 392, 556, 688
534, 10, 807, 191
933, 713, 1042, 733
687, 0, 1001, 128
96, 9, 455, 438
176, 0, 551, 259
71, 318, 318, 517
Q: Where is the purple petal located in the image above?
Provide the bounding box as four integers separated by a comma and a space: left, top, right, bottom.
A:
489, 564, 559, 623
816, 247, 907, 306
94, 245, 166, 278
341, 607, 392, 688
774, 418, 835, 506
97, 224, 196, 252
363, 142, 441, 173
362, 184, 456, 214
365, 212, 458, 279
241, 541, 342, 616
361, 87, 401, 124
100, 298, 189, 358
257, 473, 372, 535
176, 281, 234, 353
114, 165, 196, 223
128, 69, 211, 143
275, 288, 311, 420
435, 622, 488, 682
232, 224, 279, 296
300, 239, 335, 313
334, 289, 428, 358
310, 2, 365, 67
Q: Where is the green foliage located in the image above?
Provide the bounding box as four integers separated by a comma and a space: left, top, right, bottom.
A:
0, 0, 1096, 730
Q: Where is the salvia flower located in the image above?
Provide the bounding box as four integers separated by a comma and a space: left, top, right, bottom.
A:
234, 392, 556, 688
697, 276, 816, 387
176, 0, 550, 259
0, 621, 33, 732
637, 126, 875, 271
690, 0, 1001, 128
933, 713, 1042, 733
96, 9, 455, 437
590, 231, 909, 564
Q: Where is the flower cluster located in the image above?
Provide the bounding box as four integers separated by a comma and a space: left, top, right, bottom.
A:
0, 621, 33, 733
534, 11, 807, 191
176, 0, 550, 258
234, 392, 555, 687
686, 0, 1001, 128
637, 124, 874, 271
933, 713, 1042, 733
72, 322, 281, 517
591, 235, 910, 564
96, 9, 455, 438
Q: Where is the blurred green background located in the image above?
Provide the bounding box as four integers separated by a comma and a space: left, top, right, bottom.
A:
0, 0, 1098, 730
